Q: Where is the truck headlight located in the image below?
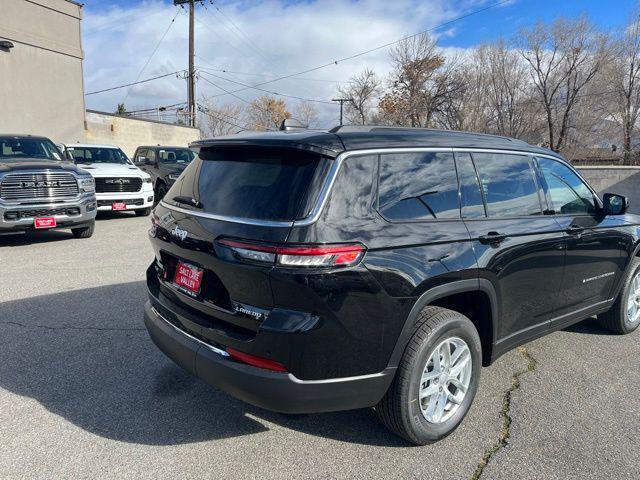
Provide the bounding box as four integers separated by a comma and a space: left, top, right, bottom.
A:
168, 173, 181, 181
142, 177, 152, 183
80, 177, 95, 192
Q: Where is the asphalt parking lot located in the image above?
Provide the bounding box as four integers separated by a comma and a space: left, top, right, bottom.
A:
0, 214, 638, 480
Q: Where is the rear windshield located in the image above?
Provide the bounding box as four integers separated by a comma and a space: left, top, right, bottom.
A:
172, 147, 331, 222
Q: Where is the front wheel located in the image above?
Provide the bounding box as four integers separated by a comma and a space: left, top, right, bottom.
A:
376, 306, 482, 445
597, 257, 640, 334
156, 183, 168, 203
135, 207, 151, 217
71, 221, 95, 239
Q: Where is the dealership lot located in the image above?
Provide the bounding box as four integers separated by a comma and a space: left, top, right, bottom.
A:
0, 214, 638, 479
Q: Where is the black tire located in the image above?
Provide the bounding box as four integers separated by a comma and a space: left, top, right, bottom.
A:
156, 183, 167, 203
597, 257, 640, 334
71, 221, 95, 239
135, 207, 151, 217
376, 306, 482, 445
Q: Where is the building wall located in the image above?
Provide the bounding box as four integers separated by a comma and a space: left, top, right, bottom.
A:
0, 0, 85, 143
577, 166, 640, 215
84, 111, 200, 158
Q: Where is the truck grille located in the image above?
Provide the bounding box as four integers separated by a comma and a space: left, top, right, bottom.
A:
95, 177, 142, 193
0, 173, 79, 201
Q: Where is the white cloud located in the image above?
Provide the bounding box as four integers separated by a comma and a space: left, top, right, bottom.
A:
82, 0, 490, 127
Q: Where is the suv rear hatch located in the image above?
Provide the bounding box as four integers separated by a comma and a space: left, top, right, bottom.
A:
148, 146, 333, 344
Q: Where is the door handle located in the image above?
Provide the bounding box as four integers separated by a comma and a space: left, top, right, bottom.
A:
478, 232, 508, 245
566, 225, 584, 235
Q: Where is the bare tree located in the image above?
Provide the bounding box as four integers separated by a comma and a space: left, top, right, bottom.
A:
337, 69, 380, 125
200, 100, 245, 136
519, 16, 609, 152
293, 101, 319, 128
607, 9, 640, 163
479, 41, 538, 137
246, 96, 291, 131
378, 33, 458, 127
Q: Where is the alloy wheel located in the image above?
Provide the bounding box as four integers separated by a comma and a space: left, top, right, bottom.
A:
419, 337, 472, 424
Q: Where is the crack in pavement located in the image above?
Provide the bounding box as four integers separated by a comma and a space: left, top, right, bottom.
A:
0, 320, 146, 332
470, 346, 538, 480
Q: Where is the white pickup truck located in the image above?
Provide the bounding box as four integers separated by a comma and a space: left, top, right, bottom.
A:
63, 144, 154, 216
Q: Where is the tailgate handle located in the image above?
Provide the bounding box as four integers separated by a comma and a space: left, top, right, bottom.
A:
478, 232, 507, 245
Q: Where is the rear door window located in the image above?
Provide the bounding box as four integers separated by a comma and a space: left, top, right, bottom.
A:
377, 152, 460, 221
171, 147, 330, 222
472, 153, 542, 217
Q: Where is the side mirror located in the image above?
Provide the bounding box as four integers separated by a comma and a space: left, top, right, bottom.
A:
603, 193, 629, 215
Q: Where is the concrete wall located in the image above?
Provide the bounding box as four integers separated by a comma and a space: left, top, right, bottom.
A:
84, 110, 201, 158
0, 0, 85, 143
577, 166, 640, 215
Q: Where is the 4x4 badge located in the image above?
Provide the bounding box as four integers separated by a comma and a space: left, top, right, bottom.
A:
170, 226, 188, 241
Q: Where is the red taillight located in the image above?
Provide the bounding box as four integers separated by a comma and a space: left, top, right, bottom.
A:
218, 238, 366, 268
227, 347, 288, 372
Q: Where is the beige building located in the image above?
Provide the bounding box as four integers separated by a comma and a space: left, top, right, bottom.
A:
0, 0, 199, 148
0, 0, 85, 142
84, 110, 201, 158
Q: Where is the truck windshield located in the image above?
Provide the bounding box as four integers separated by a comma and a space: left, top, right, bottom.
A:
0, 137, 63, 162
158, 148, 195, 164
67, 147, 130, 164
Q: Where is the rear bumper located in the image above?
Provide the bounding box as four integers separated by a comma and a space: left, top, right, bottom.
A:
0, 195, 97, 231
144, 299, 395, 414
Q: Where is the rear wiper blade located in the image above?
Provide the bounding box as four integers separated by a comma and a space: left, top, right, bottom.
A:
172, 196, 203, 209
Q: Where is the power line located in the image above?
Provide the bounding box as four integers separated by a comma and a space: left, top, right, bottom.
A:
196, 58, 347, 83
85, 70, 186, 96
199, 74, 255, 107
204, 0, 512, 100
122, 9, 181, 104
200, 1, 270, 63
197, 102, 255, 131
207, 1, 271, 59
198, 69, 334, 105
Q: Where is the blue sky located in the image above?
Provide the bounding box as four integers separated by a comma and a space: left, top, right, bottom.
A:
80, 0, 639, 127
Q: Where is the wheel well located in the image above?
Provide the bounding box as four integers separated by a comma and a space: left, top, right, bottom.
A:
431, 291, 494, 366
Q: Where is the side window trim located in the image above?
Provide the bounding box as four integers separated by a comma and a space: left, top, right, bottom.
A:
453, 151, 487, 218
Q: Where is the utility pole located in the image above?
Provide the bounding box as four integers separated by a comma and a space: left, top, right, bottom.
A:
174, 0, 196, 127
332, 98, 353, 126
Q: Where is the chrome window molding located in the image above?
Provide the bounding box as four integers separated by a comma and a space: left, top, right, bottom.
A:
160, 146, 569, 228
158, 201, 294, 228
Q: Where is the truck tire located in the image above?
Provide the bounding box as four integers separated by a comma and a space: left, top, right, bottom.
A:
156, 183, 167, 203
71, 221, 95, 239
376, 306, 482, 445
135, 207, 151, 217
597, 257, 640, 334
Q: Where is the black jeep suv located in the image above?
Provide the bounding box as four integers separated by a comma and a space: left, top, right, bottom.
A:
144, 126, 640, 444
132, 145, 196, 202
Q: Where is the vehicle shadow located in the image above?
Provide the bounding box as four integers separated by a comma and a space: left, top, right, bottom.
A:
0, 229, 74, 246
0, 282, 405, 447
563, 317, 617, 335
